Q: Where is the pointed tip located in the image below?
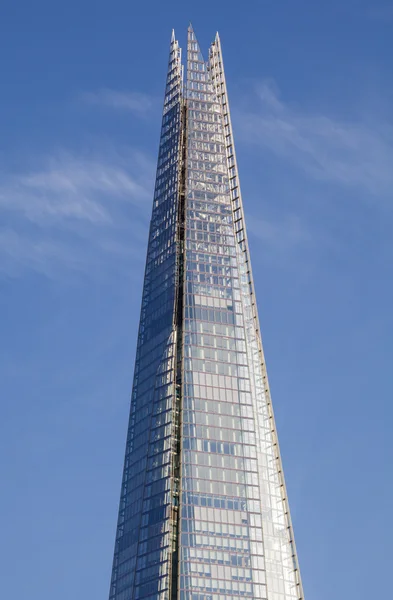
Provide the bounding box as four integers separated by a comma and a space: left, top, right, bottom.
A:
171, 28, 175, 42
215, 31, 220, 42
188, 22, 194, 32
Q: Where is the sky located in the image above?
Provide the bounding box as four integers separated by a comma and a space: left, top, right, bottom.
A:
0, 0, 392, 598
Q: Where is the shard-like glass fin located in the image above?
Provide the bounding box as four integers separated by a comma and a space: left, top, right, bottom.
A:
208, 35, 305, 600
178, 26, 276, 600
108, 32, 183, 600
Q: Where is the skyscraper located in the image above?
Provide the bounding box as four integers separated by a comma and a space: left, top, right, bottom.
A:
108, 25, 304, 600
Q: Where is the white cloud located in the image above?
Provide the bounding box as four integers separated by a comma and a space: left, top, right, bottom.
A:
80, 89, 154, 114
237, 81, 393, 197
0, 150, 154, 279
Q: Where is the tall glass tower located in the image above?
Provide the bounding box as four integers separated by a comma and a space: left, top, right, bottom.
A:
108, 26, 304, 600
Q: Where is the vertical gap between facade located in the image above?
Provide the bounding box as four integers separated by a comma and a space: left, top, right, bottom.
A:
170, 98, 187, 600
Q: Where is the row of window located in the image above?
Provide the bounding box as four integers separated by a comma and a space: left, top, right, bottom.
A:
180, 532, 250, 552
186, 229, 236, 248
189, 129, 225, 143
187, 199, 232, 216
181, 478, 260, 500
181, 465, 259, 488
185, 412, 254, 434
186, 347, 248, 366
183, 393, 251, 415
186, 262, 235, 278
188, 70, 211, 82
178, 577, 266, 599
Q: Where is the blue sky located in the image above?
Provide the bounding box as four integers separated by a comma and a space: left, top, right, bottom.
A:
0, 1, 392, 598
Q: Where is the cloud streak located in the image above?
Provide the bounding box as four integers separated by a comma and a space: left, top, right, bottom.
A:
0, 153, 150, 224
237, 81, 393, 198
247, 213, 311, 251
80, 89, 154, 114
0, 150, 154, 279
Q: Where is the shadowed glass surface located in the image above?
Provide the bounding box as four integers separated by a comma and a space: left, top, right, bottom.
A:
108, 36, 182, 600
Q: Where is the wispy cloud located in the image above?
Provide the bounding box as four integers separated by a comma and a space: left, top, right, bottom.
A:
80, 89, 154, 114
0, 153, 150, 224
0, 149, 154, 279
237, 81, 393, 198
247, 213, 311, 252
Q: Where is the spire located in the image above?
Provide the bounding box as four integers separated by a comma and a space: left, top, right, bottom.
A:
163, 27, 182, 114
187, 22, 206, 63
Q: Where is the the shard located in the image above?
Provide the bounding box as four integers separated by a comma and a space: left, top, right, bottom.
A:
108, 26, 304, 600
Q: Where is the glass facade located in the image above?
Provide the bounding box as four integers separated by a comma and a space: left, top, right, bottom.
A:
108, 26, 304, 600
